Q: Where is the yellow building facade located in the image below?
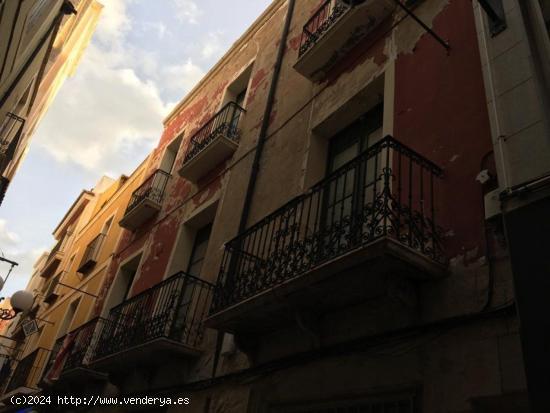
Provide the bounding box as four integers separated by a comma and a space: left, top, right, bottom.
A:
0, 158, 150, 398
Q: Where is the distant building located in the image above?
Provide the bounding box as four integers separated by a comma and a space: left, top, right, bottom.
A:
0, 161, 149, 400
0, 0, 102, 205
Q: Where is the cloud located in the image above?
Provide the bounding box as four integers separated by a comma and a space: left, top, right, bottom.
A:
94, 0, 133, 44
173, 0, 203, 24
160, 59, 205, 97
0, 220, 19, 245
0, 220, 46, 297
200, 31, 225, 60
32, 0, 210, 174
35, 44, 169, 173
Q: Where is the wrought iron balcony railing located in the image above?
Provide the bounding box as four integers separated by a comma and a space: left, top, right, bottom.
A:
0, 112, 25, 173
40, 318, 105, 385
43, 338, 63, 381
63, 318, 106, 371
93, 272, 214, 361
5, 348, 50, 393
125, 169, 171, 215
77, 233, 105, 273
299, 0, 352, 57
183, 102, 245, 165
211, 136, 444, 314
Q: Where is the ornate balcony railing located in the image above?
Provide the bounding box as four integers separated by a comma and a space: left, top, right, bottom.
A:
183, 102, 245, 164
63, 318, 105, 371
211, 136, 444, 313
93, 272, 214, 361
43, 338, 63, 380
40, 318, 105, 385
5, 348, 50, 393
77, 233, 105, 273
125, 169, 170, 215
299, 0, 352, 57
0, 112, 25, 172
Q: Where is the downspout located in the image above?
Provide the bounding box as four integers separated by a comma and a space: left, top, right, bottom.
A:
237, 0, 296, 234
211, 0, 297, 378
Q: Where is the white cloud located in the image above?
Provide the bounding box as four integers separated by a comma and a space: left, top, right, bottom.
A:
0, 220, 19, 245
173, 0, 203, 24
161, 59, 205, 96
94, 0, 133, 44
139, 21, 169, 40
0, 220, 46, 297
200, 31, 225, 60
35, 44, 169, 173
31, 0, 210, 174
1, 247, 47, 296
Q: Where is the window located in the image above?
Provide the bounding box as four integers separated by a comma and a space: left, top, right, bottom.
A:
478, 0, 507, 36
324, 104, 383, 227
56, 298, 80, 339
230, 87, 247, 132
187, 224, 212, 277
223, 63, 253, 131
67, 254, 76, 272
160, 133, 183, 174
111, 254, 141, 306
101, 217, 113, 235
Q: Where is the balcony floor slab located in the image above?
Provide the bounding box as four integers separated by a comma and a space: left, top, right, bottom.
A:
119, 199, 161, 230
90, 337, 201, 372
207, 237, 447, 334
179, 135, 238, 182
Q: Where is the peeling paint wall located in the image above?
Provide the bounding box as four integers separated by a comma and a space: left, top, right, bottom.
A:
95, 0, 525, 411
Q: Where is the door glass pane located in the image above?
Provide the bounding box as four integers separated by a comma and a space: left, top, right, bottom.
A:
187, 224, 212, 277
324, 105, 383, 253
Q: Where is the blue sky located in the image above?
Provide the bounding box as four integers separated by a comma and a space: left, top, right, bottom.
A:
0, 0, 273, 297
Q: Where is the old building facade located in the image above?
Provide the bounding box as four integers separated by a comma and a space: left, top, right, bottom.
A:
472, 0, 550, 410
2, 0, 549, 412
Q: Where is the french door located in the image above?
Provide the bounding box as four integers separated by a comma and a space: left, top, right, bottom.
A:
322, 104, 384, 254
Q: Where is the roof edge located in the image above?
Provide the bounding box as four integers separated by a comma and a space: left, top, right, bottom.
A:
163, 0, 286, 126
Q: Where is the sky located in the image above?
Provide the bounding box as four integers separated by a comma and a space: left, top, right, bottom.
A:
0, 0, 273, 298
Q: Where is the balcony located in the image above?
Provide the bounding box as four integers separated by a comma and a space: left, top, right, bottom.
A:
178, 102, 245, 182
77, 234, 105, 274
119, 169, 170, 230
294, 0, 396, 80
0, 112, 25, 174
208, 136, 446, 332
2, 348, 50, 397
43, 318, 107, 387
90, 272, 214, 370
40, 239, 65, 278
43, 273, 61, 304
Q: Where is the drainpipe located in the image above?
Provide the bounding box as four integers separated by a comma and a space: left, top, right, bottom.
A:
237, 0, 297, 234
211, 0, 297, 378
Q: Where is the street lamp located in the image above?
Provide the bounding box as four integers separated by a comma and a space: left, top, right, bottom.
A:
0, 290, 34, 320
